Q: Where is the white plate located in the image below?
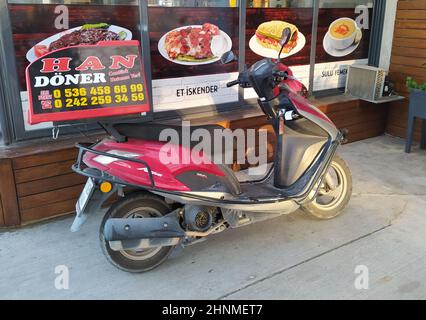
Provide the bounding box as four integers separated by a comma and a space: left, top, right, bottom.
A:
158, 25, 232, 66
26, 25, 133, 63
249, 32, 306, 59
323, 30, 362, 57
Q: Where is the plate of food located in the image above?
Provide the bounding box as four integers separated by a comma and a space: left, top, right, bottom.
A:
26, 23, 132, 63
249, 20, 306, 59
158, 23, 232, 66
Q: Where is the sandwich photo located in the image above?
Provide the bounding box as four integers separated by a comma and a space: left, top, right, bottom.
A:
255, 20, 299, 54
249, 20, 305, 59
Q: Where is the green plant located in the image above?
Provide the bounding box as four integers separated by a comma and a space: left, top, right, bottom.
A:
406, 63, 426, 91
406, 77, 426, 91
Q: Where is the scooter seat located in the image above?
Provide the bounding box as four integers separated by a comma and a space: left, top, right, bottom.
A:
112, 122, 225, 149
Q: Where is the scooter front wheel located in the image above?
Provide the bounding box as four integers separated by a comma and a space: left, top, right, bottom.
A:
302, 154, 352, 220
99, 192, 175, 273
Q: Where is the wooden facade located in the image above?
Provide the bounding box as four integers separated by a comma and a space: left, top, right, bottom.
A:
387, 0, 426, 140
0, 97, 389, 228
0, 138, 87, 227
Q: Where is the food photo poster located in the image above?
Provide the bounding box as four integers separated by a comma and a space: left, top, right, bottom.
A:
314, 4, 372, 91
148, 6, 240, 111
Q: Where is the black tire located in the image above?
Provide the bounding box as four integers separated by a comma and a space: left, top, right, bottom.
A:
100, 192, 175, 273
302, 154, 352, 220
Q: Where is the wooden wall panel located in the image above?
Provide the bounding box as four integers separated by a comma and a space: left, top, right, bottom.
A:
0, 159, 20, 226
19, 184, 84, 210
14, 160, 76, 184
16, 173, 86, 197
387, 0, 426, 140
1, 135, 104, 226
21, 198, 78, 223
0, 195, 5, 227
12, 148, 77, 170
13, 149, 84, 224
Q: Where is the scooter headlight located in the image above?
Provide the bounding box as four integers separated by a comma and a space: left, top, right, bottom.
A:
93, 150, 139, 166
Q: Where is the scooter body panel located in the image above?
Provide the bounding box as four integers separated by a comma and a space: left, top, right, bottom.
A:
288, 91, 339, 140
83, 138, 226, 192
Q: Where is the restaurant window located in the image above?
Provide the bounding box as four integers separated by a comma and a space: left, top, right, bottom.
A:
244, 0, 314, 100
0, 98, 10, 145
0, 122, 3, 145
0, 85, 5, 145
0, 0, 385, 144
147, 0, 240, 112
312, 0, 375, 93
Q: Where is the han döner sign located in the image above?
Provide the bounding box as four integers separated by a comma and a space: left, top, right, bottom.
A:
26, 40, 151, 124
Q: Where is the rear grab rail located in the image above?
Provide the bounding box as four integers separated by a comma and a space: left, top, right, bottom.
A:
74, 142, 156, 188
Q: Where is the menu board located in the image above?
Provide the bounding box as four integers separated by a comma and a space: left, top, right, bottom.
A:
8, 3, 142, 129
26, 40, 150, 124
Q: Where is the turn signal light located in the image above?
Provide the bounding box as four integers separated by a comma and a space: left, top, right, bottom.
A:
100, 181, 113, 193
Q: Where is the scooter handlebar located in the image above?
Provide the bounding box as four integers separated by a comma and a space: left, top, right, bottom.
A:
226, 79, 240, 87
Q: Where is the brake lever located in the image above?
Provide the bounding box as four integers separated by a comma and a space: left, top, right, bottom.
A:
226, 79, 240, 88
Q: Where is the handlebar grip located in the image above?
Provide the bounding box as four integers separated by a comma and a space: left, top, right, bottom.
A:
227, 80, 240, 87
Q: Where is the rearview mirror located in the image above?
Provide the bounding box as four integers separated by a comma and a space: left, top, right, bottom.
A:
221, 51, 237, 64
277, 27, 292, 62
280, 27, 292, 46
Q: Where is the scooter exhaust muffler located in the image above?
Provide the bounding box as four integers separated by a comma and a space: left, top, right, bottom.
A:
103, 210, 185, 250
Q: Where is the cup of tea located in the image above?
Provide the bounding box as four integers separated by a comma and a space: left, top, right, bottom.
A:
328, 18, 359, 50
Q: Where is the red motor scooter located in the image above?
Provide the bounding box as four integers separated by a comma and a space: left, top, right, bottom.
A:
71, 28, 352, 273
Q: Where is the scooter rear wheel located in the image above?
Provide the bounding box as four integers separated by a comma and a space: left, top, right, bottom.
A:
302, 154, 352, 220
99, 192, 175, 273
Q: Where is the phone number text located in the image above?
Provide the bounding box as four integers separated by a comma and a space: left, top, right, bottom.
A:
50, 84, 144, 109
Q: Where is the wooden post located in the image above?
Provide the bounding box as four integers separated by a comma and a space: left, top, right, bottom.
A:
0, 194, 5, 227
0, 159, 20, 226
